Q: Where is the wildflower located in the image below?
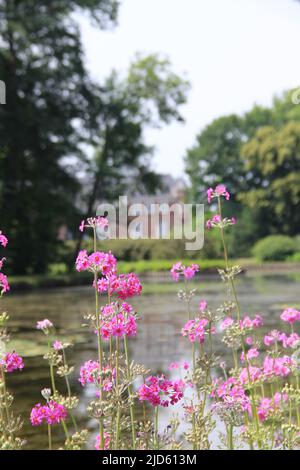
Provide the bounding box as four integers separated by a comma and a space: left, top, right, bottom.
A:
138, 375, 185, 407
79, 216, 108, 233
240, 348, 259, 363
239, 366, 262, 384
0, 257, 6, 270
53, 340, 63, 351
76, 250, 117, 276
264, 330, 283, 347
181, 317, 209, 343
182, 361, 190, 370
240, 314, 263, 330
220, 317, 234, 330
107, 273, 142, 300
168, 362, 180, 370
36, 319, 53, 332
95, 432, 110, 450
245, 336, 253, 346
263, 355, 295, 378
170, 262, 199, 282
79, 360, 115, 391
0, 272, 10, 294
99, 311, 137, 340
207, 185, 230, 204
281, 332, 300, 349
0, 351, 24, 373
280, 307, 300, 324
257, 393, 288, 422
199, 300, 208, 313
0, 231, 8, 247
30, 401, 67, 426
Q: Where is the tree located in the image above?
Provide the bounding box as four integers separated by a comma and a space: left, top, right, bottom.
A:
0, 1, 119, 274
74, 55, 190, 255
239, 122, 300, 236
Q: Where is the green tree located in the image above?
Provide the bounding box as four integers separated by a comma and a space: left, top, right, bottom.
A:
239, 122, 300, 235
75, 55, 190, 255
0, 1, 118, 274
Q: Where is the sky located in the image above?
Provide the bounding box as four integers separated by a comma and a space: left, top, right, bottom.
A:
79, 0, 300, 177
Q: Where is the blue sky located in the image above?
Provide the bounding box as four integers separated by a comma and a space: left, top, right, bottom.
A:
79, 0, 300, 177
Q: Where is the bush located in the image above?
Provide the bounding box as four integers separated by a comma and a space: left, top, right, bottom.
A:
252, 235, 296, 261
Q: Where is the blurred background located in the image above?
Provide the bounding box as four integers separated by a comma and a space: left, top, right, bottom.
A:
1, 0, 300, 278
1, 0, 300, 448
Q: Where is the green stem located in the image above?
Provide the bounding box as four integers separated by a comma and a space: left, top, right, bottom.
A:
48, 424, 52, 450
115, 336, 121, 449
154, 406, 159, 449
124, 335, 136, 449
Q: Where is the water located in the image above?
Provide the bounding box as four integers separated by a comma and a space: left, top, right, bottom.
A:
1, 273, 299, 449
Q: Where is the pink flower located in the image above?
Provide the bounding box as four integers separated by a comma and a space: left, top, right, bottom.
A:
53, 341, 63, 351
36, 319, 53, 331
79, 360, 115, 389
0, 273, 10, 294
239, 366, 262, 384
281, 332, 300, 349
220, 317, 234, 330
97, 303, 138, 340
79, 217, 108, 233
0, 231, 8, 247
95, 432, 110, 450
181, 318, 209, 343
280, 308, 300, 324
240, 315, 263, 330
170, 262, 199, 282
168, 362, 180, 370
138, 375, 185, 407
0, 352, 24, 373
258, 393, 288, 422
30, 401, 67, 426
207, 185, 230, 204
0, 257, 6, 270
245, 336, 253, 346
240, 348, 259, 363
263, 355, 295, 378
199, 300, 208, 313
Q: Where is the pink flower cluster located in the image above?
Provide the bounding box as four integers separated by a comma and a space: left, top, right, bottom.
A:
99, 302, 137, 339
79, 216, 108, 232
280, 308, 300, 324
263, 355, 295, 378
212, 377, 250, 413
207, 184, 230, 204
95, 432, 110, 450
36, 319, 53, 331
138, 375, 185, 407
97, 273, 142, 300
30, 401, 67, 426
0, 231, 8, 247
206, 215, 236, 230
79, 360, 115, 392
221, 315, 263, 332
0, 272, 9, 294
76, 250, 117, 275
240, 348, 259, 363
258, 393, 288, 421
0, 351, 24, 373
0, 231, 9, 295
264, 330, 300, 349
181, 317, 211, 343
170, 262, 199, 282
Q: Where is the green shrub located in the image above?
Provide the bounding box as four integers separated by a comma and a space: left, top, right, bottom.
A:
288, 252, 300, 262
252, 235, 296, 261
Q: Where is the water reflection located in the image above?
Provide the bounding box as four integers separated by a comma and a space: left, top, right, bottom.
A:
1, 274, 299, 449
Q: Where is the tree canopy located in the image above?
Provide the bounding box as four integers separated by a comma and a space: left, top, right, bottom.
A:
0, 0, 189, 273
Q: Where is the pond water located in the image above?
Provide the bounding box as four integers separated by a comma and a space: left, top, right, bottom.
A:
1, 273, 300, 449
